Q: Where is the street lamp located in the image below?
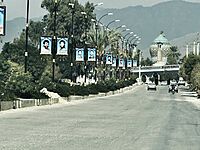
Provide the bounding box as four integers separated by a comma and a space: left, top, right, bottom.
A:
115, 25, 126, 30
138, 51, 142, 84
122, 32, 133, 51
69, 2, 75, 82
52, 0, 58, 82
95, 12, 113, 82
126, 34, 136, 53
121, 28, 130, 33
94, 2, 103, 7
81, 11, 88, 83
25, 0, 29, 73
106, 19, 120, 30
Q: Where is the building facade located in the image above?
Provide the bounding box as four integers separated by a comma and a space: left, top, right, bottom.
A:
149, 32, 171, 66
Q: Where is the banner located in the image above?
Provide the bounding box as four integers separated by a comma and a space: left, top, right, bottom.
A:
57, 37, 68, 55
106, 54, 112, 65
127, 60, 132, 68
133, 60, 137, 67
0, 6, 6, 36
87, 48, 96, 62
40, 36, 52, 55
75, 48, 84, 61
112, 57, 116, 67
119, 58, 124, 67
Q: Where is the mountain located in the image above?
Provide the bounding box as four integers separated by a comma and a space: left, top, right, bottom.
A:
0, 16, 43, 50
170, 32, 200, 56
95, 0, 200, 56
1, 17, 25, 45
2, 0, 200, 58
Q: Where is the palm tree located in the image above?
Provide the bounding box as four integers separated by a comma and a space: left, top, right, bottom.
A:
167, 46, 181, 65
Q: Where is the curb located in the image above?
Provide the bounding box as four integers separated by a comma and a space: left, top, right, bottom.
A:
67, 83, 138, 102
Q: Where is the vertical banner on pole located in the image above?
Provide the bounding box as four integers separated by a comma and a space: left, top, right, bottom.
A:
133, 60, 137, 67
56, 37, 68, 55
127, 59, 132, 68
75, 48, 84, 61
119, 58, 124, 67
88, 48, 96, 62
112, 57, 116, 67
0, 6, 6, 36
106, 54, 112, 65
40, 36, 52, 55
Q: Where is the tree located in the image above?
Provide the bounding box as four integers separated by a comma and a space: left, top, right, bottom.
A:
28, 20, 45, 47
181, 54, 200, 82
167, 46, 180, 65
141, 57, 153, 66
1, 32, 47, 80
191, 63, 200, 89
41, 0, 95, 41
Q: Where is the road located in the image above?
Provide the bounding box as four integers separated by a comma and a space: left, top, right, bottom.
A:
0, 85, 200, 150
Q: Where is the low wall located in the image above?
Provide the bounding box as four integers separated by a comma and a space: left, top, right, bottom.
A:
0, 101, 13, 111
0, 98, 59, 112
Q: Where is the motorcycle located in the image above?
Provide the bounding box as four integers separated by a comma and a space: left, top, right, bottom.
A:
168, 84, 178, 94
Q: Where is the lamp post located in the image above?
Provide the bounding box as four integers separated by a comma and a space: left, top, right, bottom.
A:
69, 3, 75, 82
126, 34, 136, 56
81, 11, 88, 83
94, 2, 103, 7
51, 0, 58, 82
123, 31, 133, 52
95, 12, 113, 82
115, 24, 126, 30
25, 0, 29, 73
106, 19, 120, 30
138, 51, 142, 84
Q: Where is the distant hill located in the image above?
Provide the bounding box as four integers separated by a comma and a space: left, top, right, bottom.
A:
2, 0, 200, 58
1, 17, 25, 45
170, 32, 200, 56
0, 16, 43, 50
95, 0, 200, 57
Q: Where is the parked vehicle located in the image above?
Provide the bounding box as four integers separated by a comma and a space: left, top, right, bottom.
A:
178, 77, 186, 86
147, 82, 157, 91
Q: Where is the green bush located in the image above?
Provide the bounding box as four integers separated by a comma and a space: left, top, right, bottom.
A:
54, 83, 71, 97
88, 83, 99, 94
96, 81, 109, 93
72, 85, 90, 96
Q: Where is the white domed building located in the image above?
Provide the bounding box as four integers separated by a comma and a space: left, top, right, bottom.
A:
149, 32, 171, 66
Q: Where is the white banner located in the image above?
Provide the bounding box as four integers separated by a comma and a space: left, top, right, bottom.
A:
119, 58, 124, 67
112, 57, 116, 67
88, 48, 96, 62
106, 54, 112, 65
127, 60, 132, 68
133, 60, 137, 67
40, 36, 52, 55
75, 48, 84, 61
0, 6, 6, 36
57, 37, 68, 55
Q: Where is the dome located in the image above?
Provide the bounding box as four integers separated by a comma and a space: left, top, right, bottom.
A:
149, 31, 171, 65
153, 33, 169, 44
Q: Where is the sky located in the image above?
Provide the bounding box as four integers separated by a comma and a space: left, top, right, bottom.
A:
2, 0, 200, 20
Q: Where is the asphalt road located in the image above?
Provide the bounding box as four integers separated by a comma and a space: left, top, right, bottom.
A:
0, 85, 200, 150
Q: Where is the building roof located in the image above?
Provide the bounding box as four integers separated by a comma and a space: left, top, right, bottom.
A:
153, 32, 169, 44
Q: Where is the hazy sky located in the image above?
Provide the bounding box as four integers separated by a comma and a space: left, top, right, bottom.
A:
3, 0, 200, 20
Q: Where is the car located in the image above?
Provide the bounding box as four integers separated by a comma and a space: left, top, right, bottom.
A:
178, 77, 186, 86
147, 82, 157, 90
170, 79, 177, 85
160, 81, 167, 86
